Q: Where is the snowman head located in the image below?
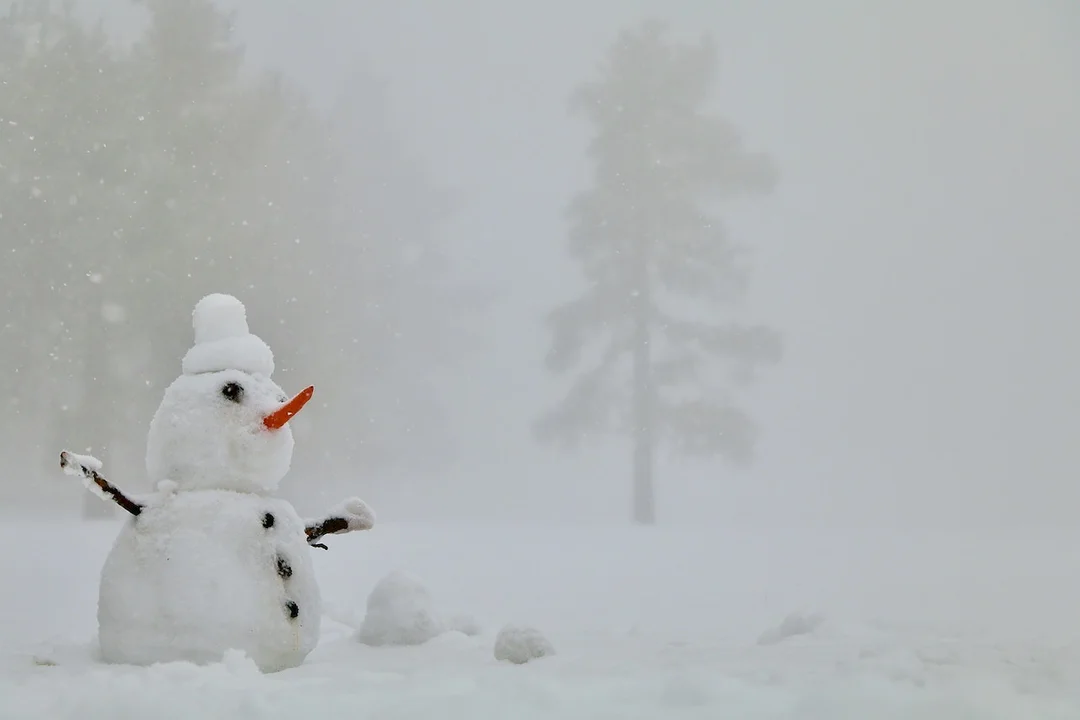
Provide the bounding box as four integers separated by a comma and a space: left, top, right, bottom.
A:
145, 294, 313, 494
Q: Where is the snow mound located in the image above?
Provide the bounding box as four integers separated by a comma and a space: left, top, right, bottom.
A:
757, 611, 827, 645
446, 613, 483, 638
493, 624, 555, 664
357, 571, 473, 647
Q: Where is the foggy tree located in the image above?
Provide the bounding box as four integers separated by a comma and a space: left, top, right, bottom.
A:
0, 0, 474, 513
317, 67, 484, 486
0, 0, 341, 511
536, 20, 782, 524
118, 0, 334, 400
120, 4, 484, 497
0, 0, 133, 515
82, 0, 348, 500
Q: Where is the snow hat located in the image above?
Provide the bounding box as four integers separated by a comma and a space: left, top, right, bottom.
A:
180, 293, 275, 377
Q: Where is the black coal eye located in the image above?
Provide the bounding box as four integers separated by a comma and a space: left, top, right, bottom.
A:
221, 382, 244, 403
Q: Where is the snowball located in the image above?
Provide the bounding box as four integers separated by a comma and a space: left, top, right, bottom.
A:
493, 624, 555, 664
192, 293, 250, 344
180, 293, 275, 377
357, 571, 446, 647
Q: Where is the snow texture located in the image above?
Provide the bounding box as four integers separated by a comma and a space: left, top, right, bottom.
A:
6, 522, 1080, 718
182, 294, 274, 377
493, 624, 555, 664
98, 490, 321, 673
357, 571, 448, 647
156, 479, 178, 495
59, 452, 101, 474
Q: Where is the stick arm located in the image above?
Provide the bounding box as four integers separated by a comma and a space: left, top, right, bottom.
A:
59, 450, 144, 516
304, 497, 375, 549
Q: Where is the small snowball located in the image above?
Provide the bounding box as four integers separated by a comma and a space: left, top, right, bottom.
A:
357, 571, 446, 647
181, 293, 275, 376
192, 293, 250, 344
493, 624, 555, 664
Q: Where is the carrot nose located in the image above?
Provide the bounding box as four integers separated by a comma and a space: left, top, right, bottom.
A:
263, 386, 314, 430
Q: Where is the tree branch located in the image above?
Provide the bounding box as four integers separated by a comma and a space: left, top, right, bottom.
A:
655, 311, 782, 367
535, 331, 627, 447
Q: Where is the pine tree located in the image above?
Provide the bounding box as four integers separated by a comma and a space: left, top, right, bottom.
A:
537, 20, 782, 524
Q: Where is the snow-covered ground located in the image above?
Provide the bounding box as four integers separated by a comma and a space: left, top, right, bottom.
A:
2, 519, 1080, 718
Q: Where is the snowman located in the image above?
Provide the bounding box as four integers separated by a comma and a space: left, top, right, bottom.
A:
58, 293, 375, 672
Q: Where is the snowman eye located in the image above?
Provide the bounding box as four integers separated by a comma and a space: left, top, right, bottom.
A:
221, 382, 244, 403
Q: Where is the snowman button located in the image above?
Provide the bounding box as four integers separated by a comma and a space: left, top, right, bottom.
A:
276, 555, 292, 579
262, 512, 275, 529
285, 600, 299, 619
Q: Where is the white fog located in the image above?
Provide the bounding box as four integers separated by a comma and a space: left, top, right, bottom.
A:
1, 0, 1079, 717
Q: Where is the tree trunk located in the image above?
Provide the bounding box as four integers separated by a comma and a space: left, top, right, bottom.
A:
630, 264, 656, 524
631, 321, 656, 524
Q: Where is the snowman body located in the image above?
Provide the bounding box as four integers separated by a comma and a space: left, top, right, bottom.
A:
98, 491, 320, 672
96, 294, 323, 672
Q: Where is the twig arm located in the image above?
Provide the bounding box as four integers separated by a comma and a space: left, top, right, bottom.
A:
59, 450, 143, 517
304, 497, 375, 550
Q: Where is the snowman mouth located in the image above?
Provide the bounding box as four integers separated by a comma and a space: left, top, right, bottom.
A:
263, 386, 315, 430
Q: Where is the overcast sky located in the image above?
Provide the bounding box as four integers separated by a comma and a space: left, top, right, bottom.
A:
77, 0, 1080, 528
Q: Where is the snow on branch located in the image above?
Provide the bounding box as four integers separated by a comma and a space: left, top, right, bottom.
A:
59, 450, 143, 516
304, 497, 375, 550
